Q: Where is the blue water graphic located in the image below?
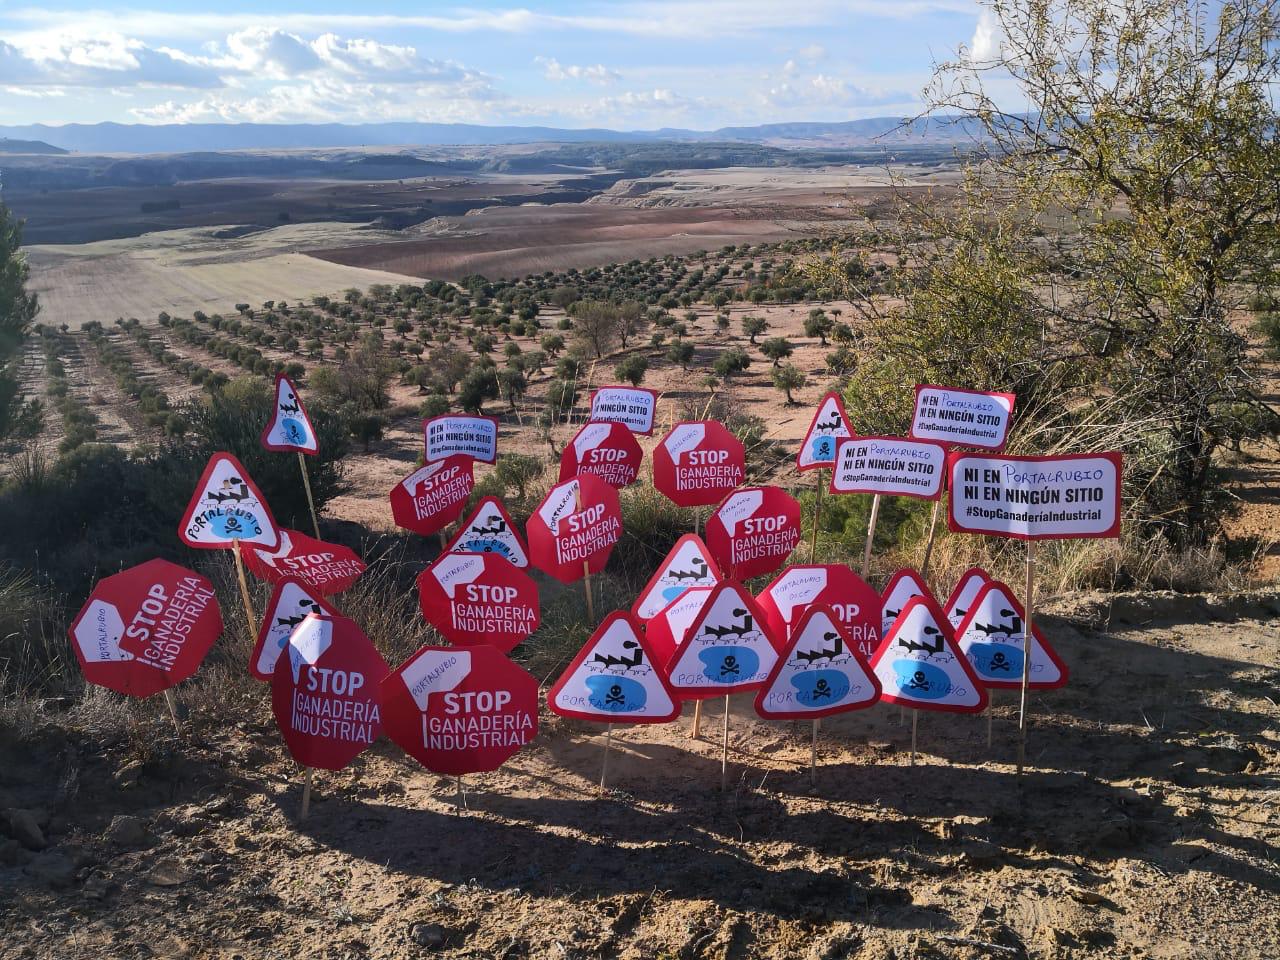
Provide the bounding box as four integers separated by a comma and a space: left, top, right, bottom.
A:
891, 660, 951, 700
586, 675, 646, 713
790, 669, 849, 706
210, 513, 256, 539
809, 436, 836, 462
282, 418, 307, 445
697, 645, 760, 683
968, 641, 1023, 679
459, 538, 515, 560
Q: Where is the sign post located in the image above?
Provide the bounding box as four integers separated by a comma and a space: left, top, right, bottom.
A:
945, 450, 1122, 775
797, 391, 854, 564
260, 373, 322, 539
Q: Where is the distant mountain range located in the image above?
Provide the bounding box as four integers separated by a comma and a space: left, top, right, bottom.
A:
0, 138, 68, 155
0, 117, 982, 155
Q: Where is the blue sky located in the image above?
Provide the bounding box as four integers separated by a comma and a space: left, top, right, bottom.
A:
0, 1, 991, 128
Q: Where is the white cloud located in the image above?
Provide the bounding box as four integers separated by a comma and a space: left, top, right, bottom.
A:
763, 71, 911, 109
968, 9, 1000, 61
535, 57, 619, 85
0, 35, 223, 88
797, 44, 827, 61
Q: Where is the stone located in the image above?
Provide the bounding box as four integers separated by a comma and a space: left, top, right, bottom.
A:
408, 923, 448, 949
146, 858, 192, 887
106, 815, 149, 848
6, 809, 46, 851
113, 761, 144, 788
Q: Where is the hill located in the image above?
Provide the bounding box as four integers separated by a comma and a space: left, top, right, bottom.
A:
0, 138, 67, 155
0, 117, 984, 155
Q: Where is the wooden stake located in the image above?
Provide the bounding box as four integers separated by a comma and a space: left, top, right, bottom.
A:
298, 451, 321, 540
231, 541, 257, 638
861, 494, 882, 578
582, 561, 596, 625
810, 470, 824, 562
455, 775, 464, 813
299, 768, 314, 820
720, 694, 730, 792
910, 708, 919, 765
163, 689, 181, 733
600, 726, 613, 788
920, 497, 942, 582
1017, 540, 1036, 778
690, 700, 703, 739
810, 718, 819, 785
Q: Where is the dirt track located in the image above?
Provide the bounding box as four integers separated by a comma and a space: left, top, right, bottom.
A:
2, 590, 1276, 959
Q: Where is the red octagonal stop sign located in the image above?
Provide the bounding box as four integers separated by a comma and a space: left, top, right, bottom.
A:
756, 564, 882, 661
381, 644, 538, 776
271, 613, 389, 771
705, 486, 801, 581
526, 472, 623, 583
560, 421, 644, 489
244, 528, 366, 595
653, 421, 745, 508
417, 552, 540, 652
390, 455, 474, 537
69, 558, 224, 698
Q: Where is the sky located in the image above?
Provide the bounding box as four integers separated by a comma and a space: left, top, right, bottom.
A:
0, 1, 995, 129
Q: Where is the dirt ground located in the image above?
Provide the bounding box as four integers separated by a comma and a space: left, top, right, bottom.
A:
1, 589, 1276, 959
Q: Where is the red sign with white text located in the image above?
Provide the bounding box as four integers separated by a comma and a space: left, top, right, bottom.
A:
417, 552, 540, 652
653, 421, 746, 508
756, 564, 882, 660
271, 613, 389, 770
390, 455, 474, 537
559, 421, 644, 489
69, 559, 223, 698
244, 528, 366, 595
526, 473, 623, 583
381, 644, 539, 776
705, 486, 801, 581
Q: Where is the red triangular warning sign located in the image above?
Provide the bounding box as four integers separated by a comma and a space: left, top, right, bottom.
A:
754, 605, 880, 720
260, 373, 319, 455
797, 391, 854, 471
871, 595, 987, 713
944, 566, 991, 629
632, 534, 721, 620
548, 612, 681, 723
880, 567, 936, 637
178, 452, 280, 550
667, 581, 783, 698
954, 580, 1068, 689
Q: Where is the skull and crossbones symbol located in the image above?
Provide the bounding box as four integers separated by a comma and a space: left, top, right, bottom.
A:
605, 684, 626, 706
719, 654, 740, 678
989, 652, 1012, 672
811, 678, 832, 700
906, 670, 930, 692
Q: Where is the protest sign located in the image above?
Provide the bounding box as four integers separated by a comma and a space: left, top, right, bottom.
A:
560, 421, 644, 489
70, 559, 223, 698
417, 552, 540, 653
444, 497, 529, 567
830, 436, 946, 500
871, 595, 987, 713
389, 455, 474, 537
632, 534, 720, 620
424, 413, 499, 464
382, 644, 538, 776
755, 605, 880, 720
946, 452, 1123, 539
548, 612, 680, 723
880, 568, 936, 637
526, 473, 622, 583
705, 486, 801, 581
260, 373, 319, 455
249, 578, 340, 682
590, 385, 658, 435
797, 391, 854, 471
954, 581, 1067, 689
666, 582, 782, 698
910, 385, 1015, 451
245, 528, 366, 595
179, 452, 280, 550
644, 585, 713, 666
944, 567, 991, 630
756, 564, 881, 660
271, 613, 388, 770
653, 421, 746, 508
